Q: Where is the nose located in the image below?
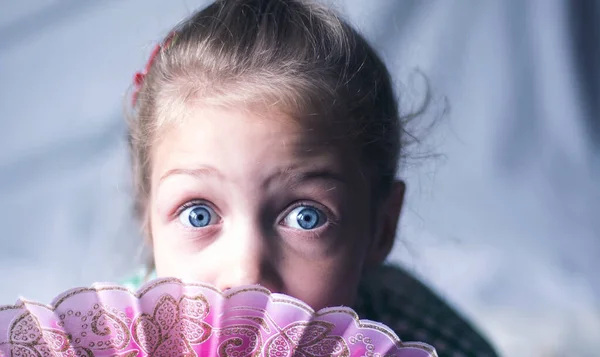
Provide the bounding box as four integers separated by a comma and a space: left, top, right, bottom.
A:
214, 225, 280, 293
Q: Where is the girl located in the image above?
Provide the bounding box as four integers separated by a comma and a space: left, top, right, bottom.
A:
124, 0, 498, 355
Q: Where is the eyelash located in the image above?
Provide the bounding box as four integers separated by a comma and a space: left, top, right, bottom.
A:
174, 199, 216, 217
278, 200, 335, 225
173, 199, 337, 226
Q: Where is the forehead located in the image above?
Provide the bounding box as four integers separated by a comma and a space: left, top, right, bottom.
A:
151, 105, 363, 186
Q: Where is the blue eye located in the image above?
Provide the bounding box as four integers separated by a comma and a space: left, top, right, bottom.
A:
283, 206, 326, 230
179, 204, 219, 228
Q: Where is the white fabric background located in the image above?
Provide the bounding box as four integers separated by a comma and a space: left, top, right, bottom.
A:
1, 1, 598, 356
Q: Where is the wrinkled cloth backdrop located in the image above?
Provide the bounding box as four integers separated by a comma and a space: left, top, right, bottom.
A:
1, 1, 598, 356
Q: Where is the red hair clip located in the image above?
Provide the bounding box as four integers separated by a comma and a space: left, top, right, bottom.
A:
132, 32, 179, 106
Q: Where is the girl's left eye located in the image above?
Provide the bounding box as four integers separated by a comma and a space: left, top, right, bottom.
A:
282, 206, 327, 230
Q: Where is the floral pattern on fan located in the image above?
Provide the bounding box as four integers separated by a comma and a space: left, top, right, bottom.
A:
4, 308, 138, 357
265, 321, 348, 357
131, 294, 213, 356
0, 278, 437, 357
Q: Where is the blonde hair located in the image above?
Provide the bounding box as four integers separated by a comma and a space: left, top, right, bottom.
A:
128, 0, 403, 235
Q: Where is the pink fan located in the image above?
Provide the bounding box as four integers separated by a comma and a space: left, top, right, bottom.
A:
0, 278, 437, 357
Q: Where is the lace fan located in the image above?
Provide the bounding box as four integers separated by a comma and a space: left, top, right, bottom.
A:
0, 278, 437, 357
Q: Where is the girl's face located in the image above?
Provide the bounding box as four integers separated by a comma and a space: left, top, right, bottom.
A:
149, 106, 401, 310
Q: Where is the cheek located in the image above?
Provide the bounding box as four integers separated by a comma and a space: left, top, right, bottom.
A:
152, 238, 225, 283
296, 217, 372, 308
149, 211, 219, 282
277, 241, 366, 310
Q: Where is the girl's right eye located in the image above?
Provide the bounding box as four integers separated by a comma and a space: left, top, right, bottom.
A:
178, 204, 220, 228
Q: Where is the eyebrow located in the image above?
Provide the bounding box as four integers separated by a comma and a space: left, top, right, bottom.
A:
159, 166, 225, 183
265, 166, 348, 189
159, 165, 348, 187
